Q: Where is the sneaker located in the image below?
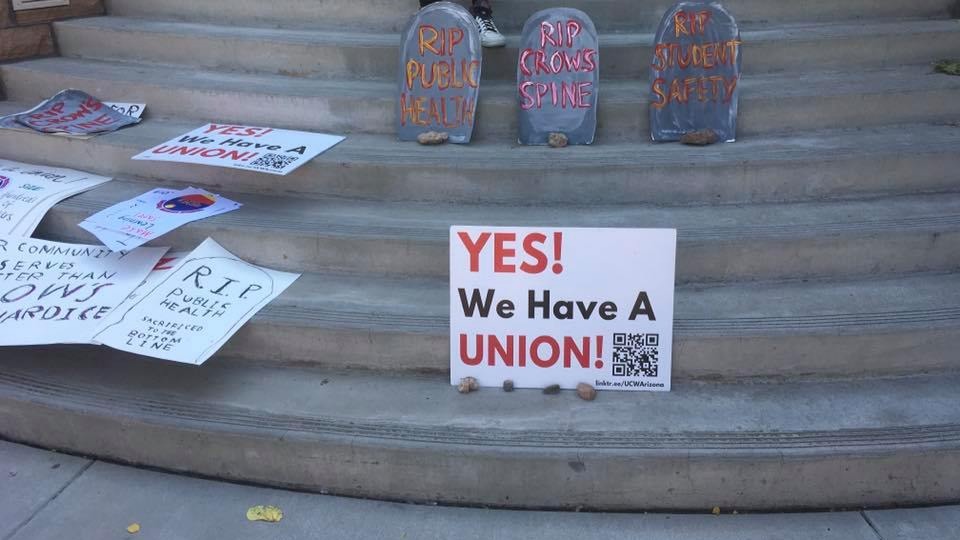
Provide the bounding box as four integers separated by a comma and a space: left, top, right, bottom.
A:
475, 15, 506, 48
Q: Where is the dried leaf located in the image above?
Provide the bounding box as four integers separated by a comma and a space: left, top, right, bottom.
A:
126, 523, 141, 534
711, 506, 721, 516
246, 505, 283, 523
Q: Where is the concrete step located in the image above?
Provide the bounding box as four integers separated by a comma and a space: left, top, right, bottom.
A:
53, 17, 960, 80
5, 440, 945, 540
104, 0, 960, 33
35, 178, 960, 283
1, 106, 957, 205
13, 269, 956, 378
2, 353, 959, 509
3, 58, 958, 141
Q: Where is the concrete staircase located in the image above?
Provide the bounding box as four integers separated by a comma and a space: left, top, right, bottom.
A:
1, 0, 959, 511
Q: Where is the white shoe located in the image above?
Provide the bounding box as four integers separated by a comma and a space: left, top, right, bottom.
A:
475, 15, 506, 48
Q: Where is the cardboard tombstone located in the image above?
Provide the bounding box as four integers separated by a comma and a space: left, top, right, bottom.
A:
649, 1, 741, 142
397, 1, 482, 144
13, 89, 141, 135
517, 8, 599, 145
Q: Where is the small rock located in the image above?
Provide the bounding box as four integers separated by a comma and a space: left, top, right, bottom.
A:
417, 131, 449, 145
458, 376, 479, 394
576, 383, 597, 401
126, 523, 141, 534
680, 129, 720, 146
502, 380, 515, 392
543, 384, 561, 395
548, 132, 568, 148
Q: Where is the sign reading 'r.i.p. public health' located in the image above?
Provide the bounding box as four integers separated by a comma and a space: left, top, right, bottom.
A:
397, 1, 482, 143
450, 227, 677, 392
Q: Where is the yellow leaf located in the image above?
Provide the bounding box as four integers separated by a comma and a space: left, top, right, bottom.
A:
246, 505, 283, 523
126, 523, 141, 534
711, 506, 721, 516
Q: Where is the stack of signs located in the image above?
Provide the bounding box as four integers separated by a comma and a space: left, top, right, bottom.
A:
132, 123, 345, 176
79, 187, 241, 252
450, 227, 677, 391
0, 236, 166, 345
0, 89, 141, 138
397, 1, 482, 144
94, 238, 299, 365
517, 8, 599, 145
650, 1, 741, 142
0, 159, 112, 237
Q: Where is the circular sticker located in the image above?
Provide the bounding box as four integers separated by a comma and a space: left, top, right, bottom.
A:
0, 176, 9, 190
158, 193, 217, 213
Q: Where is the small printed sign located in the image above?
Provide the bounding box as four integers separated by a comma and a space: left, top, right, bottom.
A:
79, 187, 241, 252
0, 236, 167, 345
12, 89, 141, 136
0, 159, 112, 237
93, 238, 300, 365
132, 123, 344, 176
450, 227, 677, 392
517, 8, 599, 145
397, 1, 482, 144
650, 0, 742, 142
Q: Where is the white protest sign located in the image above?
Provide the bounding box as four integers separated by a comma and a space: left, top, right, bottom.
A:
0, 236, 167, 345
79, 187, 241, 251
110, 251, 187, 316
104, 102, 146, 119
94, 238, 299, 364
131, 123, 345, 176
450, 226, 677, 392
0, 159, 112, 237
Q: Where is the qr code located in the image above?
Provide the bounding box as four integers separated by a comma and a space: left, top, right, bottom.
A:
612, 333, 659, 378
250, 153, 298, 171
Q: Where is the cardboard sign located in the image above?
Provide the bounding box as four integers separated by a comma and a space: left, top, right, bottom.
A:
0, 159, 112, 237
517, 8, 599, 145
12, 89, 141, 136
132, 123, 345, 176
94, 238, 299, 365
0, 236, 167, 345
79, 187, 241, 251
397, 1, 482, 144
650, 1, 742, 142
450, 227, 677, 391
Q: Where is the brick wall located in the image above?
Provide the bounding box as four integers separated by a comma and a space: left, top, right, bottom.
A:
0, 0, 103, 62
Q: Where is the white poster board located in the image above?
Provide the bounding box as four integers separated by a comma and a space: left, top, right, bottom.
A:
94, 238, 299, 364
131, 123, 345, 176
0, 159, 112, 237
0, 236, 167, 345
450, 226, 677, 391
79, 187, 241, 251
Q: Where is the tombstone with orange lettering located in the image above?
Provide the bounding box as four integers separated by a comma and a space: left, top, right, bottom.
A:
397, 1, 482, 144
650, 1, 741, 142
517, 8, 599, 145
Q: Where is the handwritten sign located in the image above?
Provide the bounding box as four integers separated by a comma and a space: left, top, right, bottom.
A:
0, 159, 112, 237
397, 1, 482, 144
11, 89, 141, 136
517, 8, 599, 146
450, 227, 677, 392
650, 1, 742, 142
0, 236, 167, 345
94, 238, 299, 365
79, 187, 241, 252
104, 102, 146, 119
132, 123, 344, 176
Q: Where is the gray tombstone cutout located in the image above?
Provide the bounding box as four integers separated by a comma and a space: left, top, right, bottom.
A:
649, 1, 741, 142
517, 8, 599, 146
397, 1, 482, 144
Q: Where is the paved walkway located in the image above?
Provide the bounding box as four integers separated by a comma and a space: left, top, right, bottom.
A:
1, 440, 956, 540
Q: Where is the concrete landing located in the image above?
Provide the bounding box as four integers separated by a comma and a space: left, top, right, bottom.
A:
0, 440, 955, 540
